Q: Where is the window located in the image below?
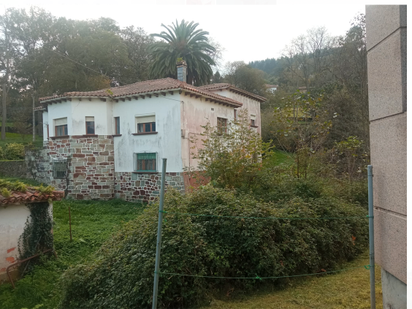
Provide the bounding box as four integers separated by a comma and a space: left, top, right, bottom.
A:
55, 118, 68, 136
53, 160, 67, 179
234, 109, 237, 121
86, 116, 95, 134
114, 117, 120, 134
136, 115, 156, 134
135, 153, 157, 172
217, 117, 227, 134
250, 115, 257, 128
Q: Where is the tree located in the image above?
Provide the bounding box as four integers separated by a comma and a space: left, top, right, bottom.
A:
149, 20, 216, 86
281, 27, 336, 90
190, 109, 273, 189
223, 61, 267, 96
119, 26, 154, 84
325, 14, 368, 150
272, 91, 334, 179
0, 9, 19, 140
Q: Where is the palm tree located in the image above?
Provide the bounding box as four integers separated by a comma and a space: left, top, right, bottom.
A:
149, 20, 216, 86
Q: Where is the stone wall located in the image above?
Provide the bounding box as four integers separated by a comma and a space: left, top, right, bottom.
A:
26, 136, 190, 202
26, 147, 51, 185
65, 135, 115, 200
0, 161, 29, 178
26, 136, 115, 200
115, 172, 185, 203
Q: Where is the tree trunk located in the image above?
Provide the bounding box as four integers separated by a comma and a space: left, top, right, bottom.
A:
1, 82, 6, 140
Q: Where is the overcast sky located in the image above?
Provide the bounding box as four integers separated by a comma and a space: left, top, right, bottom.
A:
0, 0, 406, 68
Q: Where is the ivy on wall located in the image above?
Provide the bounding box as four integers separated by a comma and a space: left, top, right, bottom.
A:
18, 202, 54, 268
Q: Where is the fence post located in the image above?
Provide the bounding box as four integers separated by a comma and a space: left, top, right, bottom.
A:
368, 165, 375, 309
152, 158, 167, 309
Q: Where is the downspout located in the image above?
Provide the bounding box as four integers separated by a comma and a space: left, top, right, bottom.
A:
368, 165, 375, 309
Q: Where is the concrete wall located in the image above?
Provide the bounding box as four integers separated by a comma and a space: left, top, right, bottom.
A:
366, 5, 407, 308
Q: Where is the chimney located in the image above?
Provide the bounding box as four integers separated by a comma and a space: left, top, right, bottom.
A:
177, 59, 187, 83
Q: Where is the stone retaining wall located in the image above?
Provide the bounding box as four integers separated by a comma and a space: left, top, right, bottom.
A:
0, 161, 29, 178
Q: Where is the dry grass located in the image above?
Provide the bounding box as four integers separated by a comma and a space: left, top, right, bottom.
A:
202, 251, 382, 309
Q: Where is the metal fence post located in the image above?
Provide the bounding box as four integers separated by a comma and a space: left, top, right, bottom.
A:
152, 158, 167, 309
368, 165, 375, 309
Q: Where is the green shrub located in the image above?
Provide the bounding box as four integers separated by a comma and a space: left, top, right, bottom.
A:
328, 179, 368, 207
0, 146, 4, 159
4, 143, 25, 160
59, 187, 368, 308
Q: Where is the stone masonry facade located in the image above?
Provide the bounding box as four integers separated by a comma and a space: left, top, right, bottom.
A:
26, 135, 115, 200
26, 136, 187, 202
115, 172, 185, 203
66, 135, 115, 200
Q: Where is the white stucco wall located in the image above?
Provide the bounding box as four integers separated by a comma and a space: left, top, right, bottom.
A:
113, 93, 182, 173
0, 204, 30, 277
42, 111, 49, 141
46, 101, 72, 139
180, 95, 237, 170
42, 90, 257, 174
70, 100, 112, 135
45, 99, 112, 139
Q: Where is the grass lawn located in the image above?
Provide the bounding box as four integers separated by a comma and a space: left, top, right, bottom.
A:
203, 251, 382, 309
266, 149, 294, 166
0, 132, 43, 149
0, 199, 145, 309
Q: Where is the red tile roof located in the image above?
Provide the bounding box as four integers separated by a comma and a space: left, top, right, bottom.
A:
39, 78, 243, 108
0, 189, 64, 205
198, 83, 267, 102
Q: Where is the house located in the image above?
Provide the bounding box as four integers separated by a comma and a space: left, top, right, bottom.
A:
33, 62, 266, 202
0, 187, 64, 284
265, 84, 278, 94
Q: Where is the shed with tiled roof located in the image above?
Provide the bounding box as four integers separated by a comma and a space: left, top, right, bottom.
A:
0, 186, 64, 284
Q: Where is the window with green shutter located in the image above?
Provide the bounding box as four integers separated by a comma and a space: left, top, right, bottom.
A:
135, 153, 157, 172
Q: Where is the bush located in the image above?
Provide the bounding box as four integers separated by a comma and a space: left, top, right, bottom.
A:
4, 143, 25, 160
191, 109, 273, 190
327, 179, 369, 207
0, 146, 4, 159
59, 187, 368, 308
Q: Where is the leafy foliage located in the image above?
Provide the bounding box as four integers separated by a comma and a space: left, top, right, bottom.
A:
328, 136, 369, 181
190, 109, 273, 190
272, 91, 334, 178
0, 199, 144, 309
149, 20, 216, 85
223, 61, 267, 96
0, 178, 28, 192
3, 142, 25, 159
18, 202, 54, 262
59, 187, 368, 308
